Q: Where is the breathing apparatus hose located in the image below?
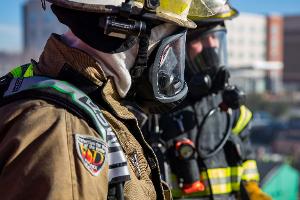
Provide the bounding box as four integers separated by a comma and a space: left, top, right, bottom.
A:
193, 107, 231, 199
194, 107, 232, 159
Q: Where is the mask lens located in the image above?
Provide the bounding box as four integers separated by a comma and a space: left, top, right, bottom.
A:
152, 30, 188, 103
189, 29, 227, 73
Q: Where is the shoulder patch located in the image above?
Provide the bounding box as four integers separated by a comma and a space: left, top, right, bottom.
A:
75, 134, 107, 176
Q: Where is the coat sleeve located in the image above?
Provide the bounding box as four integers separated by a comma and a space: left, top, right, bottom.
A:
231, 106, 260, 182
0, 99, 109, 200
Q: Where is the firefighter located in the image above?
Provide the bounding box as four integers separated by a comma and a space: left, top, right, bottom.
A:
0, 0, 227, 199
143, 3, 273, 200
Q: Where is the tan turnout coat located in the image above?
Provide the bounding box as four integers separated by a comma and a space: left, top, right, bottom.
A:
0, 35, 171, 200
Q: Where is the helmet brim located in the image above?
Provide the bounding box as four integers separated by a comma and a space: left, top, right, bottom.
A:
189, 5, 239, 24
46, 0, 124, 13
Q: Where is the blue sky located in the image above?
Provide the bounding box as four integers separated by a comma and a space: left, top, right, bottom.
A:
231, 0, 300, 15
0, 0, 26, 52
0, 0, 300, 53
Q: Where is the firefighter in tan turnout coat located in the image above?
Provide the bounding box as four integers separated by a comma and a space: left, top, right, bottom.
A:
0, 0, 229, 199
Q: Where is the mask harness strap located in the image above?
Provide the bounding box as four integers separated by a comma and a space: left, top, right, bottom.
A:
128, 0, 159, 99
130, 33, 150, 79
128, 31, 151, 98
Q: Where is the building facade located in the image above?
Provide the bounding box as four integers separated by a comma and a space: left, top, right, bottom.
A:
226, 13, 284, 94
283, 16, 300, 90
267, 15, 284, 62
226, 13, 267, 68
23, 0, 67, 58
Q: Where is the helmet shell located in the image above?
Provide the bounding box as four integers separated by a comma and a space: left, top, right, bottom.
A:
46, 0, 199, 28
189, 2, 239, 24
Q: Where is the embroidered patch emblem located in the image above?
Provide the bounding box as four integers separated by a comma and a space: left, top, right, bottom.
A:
75, 134, 107, 176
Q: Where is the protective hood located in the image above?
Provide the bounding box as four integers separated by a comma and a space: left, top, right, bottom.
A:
61, 23, 178, 98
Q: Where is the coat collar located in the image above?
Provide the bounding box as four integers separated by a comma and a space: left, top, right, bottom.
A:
35, 34, 136, 120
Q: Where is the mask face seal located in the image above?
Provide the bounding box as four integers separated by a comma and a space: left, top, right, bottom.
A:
151, 30, 188, 103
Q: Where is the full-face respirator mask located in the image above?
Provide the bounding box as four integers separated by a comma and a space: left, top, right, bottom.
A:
85, 2, 189, 114
103, 6, 189, 114
133, 29, 188, 114
186, 24, 230, 100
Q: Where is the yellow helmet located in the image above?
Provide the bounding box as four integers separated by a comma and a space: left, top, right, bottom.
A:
189, 2, 238, 23
45, 0, 227, 28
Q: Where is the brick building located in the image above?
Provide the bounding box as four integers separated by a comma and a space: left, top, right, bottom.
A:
226, 13, 284, 94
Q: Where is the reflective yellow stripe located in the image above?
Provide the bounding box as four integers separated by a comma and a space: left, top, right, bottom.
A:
243, 160, 258, 169
201, 168, 231, 179
23, 64, 33, 78
206, 181, 239, 195
232, 105, 252, 135
10, 64, 34, 78
201, 167, 243, 180
242, 173, 260, 182
211, 183, 232, 194
200, 167, 243, 194
172, 165, 256, 197
230, 166, 244, 177
10, 66, 23, 78
242, 160, 260, 181
231, 182, 240, 191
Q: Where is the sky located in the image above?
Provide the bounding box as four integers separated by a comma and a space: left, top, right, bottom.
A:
0, 0, 26, 53
0, 0, 300, 53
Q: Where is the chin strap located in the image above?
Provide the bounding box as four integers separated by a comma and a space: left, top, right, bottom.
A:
130, 33, 150, 80
127, 31, 151, 98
